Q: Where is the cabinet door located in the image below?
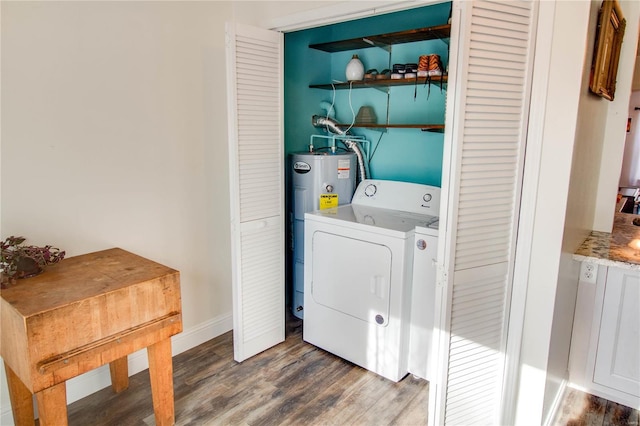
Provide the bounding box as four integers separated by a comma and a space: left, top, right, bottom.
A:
593, 267, 640, 397
226, 23, 285, 362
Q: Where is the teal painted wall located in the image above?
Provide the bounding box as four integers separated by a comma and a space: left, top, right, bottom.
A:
284, 2, 451, 187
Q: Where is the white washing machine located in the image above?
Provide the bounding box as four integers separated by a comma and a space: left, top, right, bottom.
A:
407, 223, 439, 381
303, 179, 440, 382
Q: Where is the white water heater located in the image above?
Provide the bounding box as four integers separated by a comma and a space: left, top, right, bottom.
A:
290, 151, 357, 319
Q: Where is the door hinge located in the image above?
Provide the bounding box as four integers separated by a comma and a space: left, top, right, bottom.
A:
437, 263, 448, 287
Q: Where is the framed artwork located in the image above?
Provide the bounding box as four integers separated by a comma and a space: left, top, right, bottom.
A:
589, 0, 626, 101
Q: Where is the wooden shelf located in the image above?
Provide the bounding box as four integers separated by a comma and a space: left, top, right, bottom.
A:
336, 123, 445, 133
309, 24, 451, 53
310, 75, 447, 90
308, 23, 449, 133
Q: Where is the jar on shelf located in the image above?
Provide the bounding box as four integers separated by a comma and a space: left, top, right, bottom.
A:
346, 54, 364, 81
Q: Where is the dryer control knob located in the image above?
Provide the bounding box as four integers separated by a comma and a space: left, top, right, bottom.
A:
364, 184, 377, 197
325, 184, 334, 192
416, 239, 427, 250
423, 193, 433, 202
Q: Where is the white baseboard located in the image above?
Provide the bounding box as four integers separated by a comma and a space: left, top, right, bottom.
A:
543, 379, 568, 426
0, 312, 233, 426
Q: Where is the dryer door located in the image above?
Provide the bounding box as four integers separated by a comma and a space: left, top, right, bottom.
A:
311, 231, 392, 325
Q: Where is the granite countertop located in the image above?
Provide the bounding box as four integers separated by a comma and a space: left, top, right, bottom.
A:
574, 213, 640, 270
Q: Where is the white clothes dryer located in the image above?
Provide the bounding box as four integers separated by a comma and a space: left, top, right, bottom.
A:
303, 179, 440, 382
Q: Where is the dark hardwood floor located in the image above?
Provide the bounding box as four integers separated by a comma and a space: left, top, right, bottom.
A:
551, 387, 639, 426
66, 315, 638, 425
66, 316, 429, 425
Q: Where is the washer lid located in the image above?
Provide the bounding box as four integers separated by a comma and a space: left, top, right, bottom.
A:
305, 204, 438, 238
415, 221, 439, 237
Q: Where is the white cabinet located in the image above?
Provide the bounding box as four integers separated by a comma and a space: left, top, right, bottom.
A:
593, 267, 640, 396
569, 263, 640, 408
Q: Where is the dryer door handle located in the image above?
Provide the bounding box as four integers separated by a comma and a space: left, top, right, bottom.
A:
370, 275, 387, 299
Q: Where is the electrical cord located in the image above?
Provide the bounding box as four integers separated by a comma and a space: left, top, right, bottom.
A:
344, 81, 356, 135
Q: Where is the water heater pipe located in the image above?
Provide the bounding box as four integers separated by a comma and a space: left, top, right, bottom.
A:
311, 115, 369, 182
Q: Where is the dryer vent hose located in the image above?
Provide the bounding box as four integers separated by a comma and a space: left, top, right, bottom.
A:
311, 115, 369, 182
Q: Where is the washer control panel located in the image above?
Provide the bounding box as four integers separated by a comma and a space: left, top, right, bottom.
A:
364, 183, 377, 197
352, 179, 441, 215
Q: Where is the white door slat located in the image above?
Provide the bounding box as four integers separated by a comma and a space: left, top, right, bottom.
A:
466, 73, 525, 87
471, 24, 529, 42
472, 16, 530, 34
459, 187, 515, 199
468, 65, 525, 79
468, 58, 527, 73
469, 48, 528, 64
470, 31, 530, 50
463, 121, 522, 130
449, 369, 503, 395
460, 154, 518, 163
447, 346, 499, 370
456, 227, 511, 240
450, 320, 505, 343
473, 5, 531, 24
458, 193, 515, 204
474, 0, 532, 20
455, 255, 510, 272
452, 292, 507, 314
451, 304, 508, 326
465, 113, 522, 122
448, 363, 503, 389
461, 168, 517, 179
469, 39, 527, 56
466, 86, 526, 100
446, 390, 497, 419
466, 79, 526, 92
455, 237, 511, 253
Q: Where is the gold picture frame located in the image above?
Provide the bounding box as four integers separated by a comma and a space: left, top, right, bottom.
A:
589, 0, 626, 101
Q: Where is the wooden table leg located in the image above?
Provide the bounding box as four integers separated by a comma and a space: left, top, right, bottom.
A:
35, 381, 67, 426
147, 338, 175, 426
4, 362, 34, 426
109, 356, 129, 393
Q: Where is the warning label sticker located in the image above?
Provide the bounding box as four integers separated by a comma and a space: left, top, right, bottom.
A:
337, 159, 351, 179
319, 194, 339, 209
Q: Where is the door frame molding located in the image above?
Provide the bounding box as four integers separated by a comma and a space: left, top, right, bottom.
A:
264, 0, 547, 422
266, 0, 448, 32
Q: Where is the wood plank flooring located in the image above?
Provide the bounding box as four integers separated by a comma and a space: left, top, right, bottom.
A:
65, 315, 638, 425
66, 316, 429, 425
551, 387, 639, 426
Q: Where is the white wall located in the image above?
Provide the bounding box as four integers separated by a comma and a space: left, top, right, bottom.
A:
541, 1, 602, 419
2, 0, 234, 338
516, 0, 640, 424
592, 0, 640, 231
0, 1, 310, 423
515, 1, 592, 424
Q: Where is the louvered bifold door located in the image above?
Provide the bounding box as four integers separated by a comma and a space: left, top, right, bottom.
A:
226, 23, 284, 362
436, 1, 537, 424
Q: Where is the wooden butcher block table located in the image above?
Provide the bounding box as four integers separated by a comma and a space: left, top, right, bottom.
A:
1, 248, 182, 426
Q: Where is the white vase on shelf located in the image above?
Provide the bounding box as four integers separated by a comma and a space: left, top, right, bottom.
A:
346, 54, 364, 81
